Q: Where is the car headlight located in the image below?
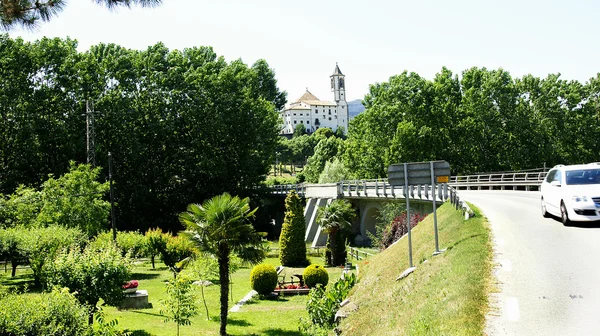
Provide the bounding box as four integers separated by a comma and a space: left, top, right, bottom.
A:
572, 195, 588, 202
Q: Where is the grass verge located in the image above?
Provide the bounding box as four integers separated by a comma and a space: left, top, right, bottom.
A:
338, 202, 493, 336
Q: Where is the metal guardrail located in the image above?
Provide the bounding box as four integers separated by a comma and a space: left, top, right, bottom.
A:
267, 169, 548, 196
268, 183, 306, 196
339, 179, 449, 202
450, 170, 547, 190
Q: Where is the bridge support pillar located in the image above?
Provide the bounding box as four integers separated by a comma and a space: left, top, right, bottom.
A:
305, 198, 329, 244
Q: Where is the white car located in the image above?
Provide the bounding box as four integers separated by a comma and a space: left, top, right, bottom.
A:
540, 163, 600, 225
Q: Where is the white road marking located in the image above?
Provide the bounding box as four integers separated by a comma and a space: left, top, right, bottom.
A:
506, 297, 520, 322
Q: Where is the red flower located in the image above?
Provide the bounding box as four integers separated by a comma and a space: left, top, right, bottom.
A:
122, 280, 139, 289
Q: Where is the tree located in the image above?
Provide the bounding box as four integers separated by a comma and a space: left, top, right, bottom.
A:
44, 241, 131, 324
159, 275, 199, 336
23, 225, 87, 286
179, 193, 266, 336
303, 137, 344, 183
318, 158, 349, 183
294, 124, 307, 137
145, 227, 168, 268
0, 0, 162, 30
278, 190, 308, 266
161, 234, 197, 277
0, 227, 27, 276
317, 200, 356, 266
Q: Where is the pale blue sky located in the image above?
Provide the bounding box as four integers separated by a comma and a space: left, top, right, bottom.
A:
7, 0, 600, 102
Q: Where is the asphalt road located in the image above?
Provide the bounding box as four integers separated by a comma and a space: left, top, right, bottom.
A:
459, 190, 600, 336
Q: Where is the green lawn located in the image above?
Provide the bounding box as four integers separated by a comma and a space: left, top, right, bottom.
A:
1, 256, 345, 336
338, 202, 493, 336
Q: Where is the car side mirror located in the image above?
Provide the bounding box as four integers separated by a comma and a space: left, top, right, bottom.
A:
550, 181, 561, 187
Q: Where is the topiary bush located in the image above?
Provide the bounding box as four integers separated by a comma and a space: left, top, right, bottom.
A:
250, 263, 278, 295
279, 190, 308, 267
303, 264, 329, 288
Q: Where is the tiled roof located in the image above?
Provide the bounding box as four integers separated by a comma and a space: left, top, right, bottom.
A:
294, 90, 320, 103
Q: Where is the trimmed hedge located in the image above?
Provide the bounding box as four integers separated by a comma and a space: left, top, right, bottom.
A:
303, 264, 329, 288
250, 263, 278, 295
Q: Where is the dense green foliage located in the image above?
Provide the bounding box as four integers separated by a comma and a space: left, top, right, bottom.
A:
302, 264, 329, 288
0, 227, 27, 276
159, 275, 199, 336
302, 136, 345, 183
344, 68, 600, 178
145, 227, 168, 269
318, 158, 350, 183
249, 263, 278, 295
0, 163, 110, 236
278, 190, 308, 267
179, 193, 266, 336
317, 200, 355, 266
0, 288, 90, 336
24, 225, 87, 285
161, 235, 197, 275
368, 203, 426, 250
93, 230, 148, 258
300, 273, 357, 335
0, 35, 284, 233
44, 242, 131, 323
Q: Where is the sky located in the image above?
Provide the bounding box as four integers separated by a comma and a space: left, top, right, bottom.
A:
6, 0, 600, 103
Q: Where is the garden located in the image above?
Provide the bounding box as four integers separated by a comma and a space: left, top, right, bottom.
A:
0, 166, 361, 336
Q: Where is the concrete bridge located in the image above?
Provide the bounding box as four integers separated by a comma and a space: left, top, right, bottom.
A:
269, 169, 547, 247
270, 180, 451, 247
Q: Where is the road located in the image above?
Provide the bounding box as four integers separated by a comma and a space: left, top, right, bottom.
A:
459, 190, 600, 336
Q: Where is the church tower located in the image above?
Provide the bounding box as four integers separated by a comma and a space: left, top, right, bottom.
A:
330, 63, 348, 133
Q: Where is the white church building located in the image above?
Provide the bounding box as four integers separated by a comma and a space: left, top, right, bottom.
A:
280, 64, 349, 135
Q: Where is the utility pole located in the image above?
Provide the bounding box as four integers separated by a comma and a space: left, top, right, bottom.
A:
109, 152, 116, 241
85, 100, 96, 167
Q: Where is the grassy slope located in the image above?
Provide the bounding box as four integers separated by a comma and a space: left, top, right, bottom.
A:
338, 202, 492, 336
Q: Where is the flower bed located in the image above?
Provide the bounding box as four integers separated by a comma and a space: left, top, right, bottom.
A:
273, 284, 310, 295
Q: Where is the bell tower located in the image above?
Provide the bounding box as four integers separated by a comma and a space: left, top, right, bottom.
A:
330, 63, 348, 133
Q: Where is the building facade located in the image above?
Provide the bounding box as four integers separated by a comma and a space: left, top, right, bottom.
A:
280, 64, 349, 135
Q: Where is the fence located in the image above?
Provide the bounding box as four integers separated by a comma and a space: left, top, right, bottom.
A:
347, 247, 376, 261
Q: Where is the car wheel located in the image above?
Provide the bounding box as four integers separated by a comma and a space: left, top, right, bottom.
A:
541, 198, 550, 218
560, 201, 571, 226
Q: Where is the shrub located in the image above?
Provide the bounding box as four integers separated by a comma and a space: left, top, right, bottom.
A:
161, 235, 197, 274
368, 204, 426, 250
303, 264, 329, 288
279, 190, 308, 267
44, 242, 131, 323
250, 263, 278, 295
21, 225, 86, 286
116, 231, 147, 258
145, 227, 168, 268
300, 273, 357, 333
0, 227, 28, 277
0, 287, 90, 335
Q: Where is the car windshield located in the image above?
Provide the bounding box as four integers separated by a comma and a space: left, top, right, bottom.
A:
565, 168, 600, 185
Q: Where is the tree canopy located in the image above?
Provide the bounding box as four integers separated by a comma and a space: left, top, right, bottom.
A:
0, 35, 285, 232
0, 0, 162, 30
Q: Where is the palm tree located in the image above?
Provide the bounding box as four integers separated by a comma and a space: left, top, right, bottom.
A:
317, 199, 356, 266
179, 193, 265, 336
